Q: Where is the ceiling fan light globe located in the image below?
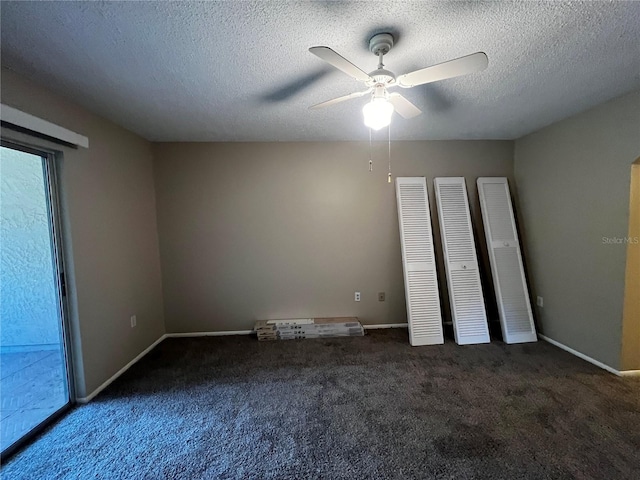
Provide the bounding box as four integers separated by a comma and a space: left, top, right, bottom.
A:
363, 98, 394, 130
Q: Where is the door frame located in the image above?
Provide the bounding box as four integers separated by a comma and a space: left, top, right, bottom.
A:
0, 139, 75, 460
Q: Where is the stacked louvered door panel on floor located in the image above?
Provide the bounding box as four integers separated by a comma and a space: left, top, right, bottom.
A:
434, 177, 490, 345
395, 176, 536, 347
395, 177, 444, 346
477, 177, 537, 344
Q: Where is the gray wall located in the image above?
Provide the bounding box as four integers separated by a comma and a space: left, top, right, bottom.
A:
1, 68, 165, 397
514, 90, 640, 370
153, 141, 514, 334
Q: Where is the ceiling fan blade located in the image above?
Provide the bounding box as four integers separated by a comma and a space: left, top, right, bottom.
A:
397, 52, 488, 88
309, 46, 372, 83
388, 93, 422, 119
309, 89, 372, 110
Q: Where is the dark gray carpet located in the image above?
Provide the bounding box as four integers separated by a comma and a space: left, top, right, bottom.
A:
2, 329, 639, 479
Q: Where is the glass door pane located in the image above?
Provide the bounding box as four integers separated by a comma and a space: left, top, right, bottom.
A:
0, 144, 71, 454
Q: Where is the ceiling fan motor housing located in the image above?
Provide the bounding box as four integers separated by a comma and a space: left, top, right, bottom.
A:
368, 68, 396, 86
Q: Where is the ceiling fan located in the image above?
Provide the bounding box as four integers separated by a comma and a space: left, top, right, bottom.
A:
308, 33, 488, 130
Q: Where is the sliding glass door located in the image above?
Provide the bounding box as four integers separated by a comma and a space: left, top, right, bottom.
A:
0, 142, 72, 456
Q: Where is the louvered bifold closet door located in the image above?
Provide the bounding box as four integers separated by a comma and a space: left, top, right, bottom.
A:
395, 177, 444, 346
435, 178, 490, 345
477, 177, 537, 344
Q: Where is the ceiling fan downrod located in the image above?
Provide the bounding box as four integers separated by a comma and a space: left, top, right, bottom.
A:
368, 33, 395, 86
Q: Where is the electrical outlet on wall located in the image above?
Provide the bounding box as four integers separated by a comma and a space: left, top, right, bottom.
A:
378, 292, 386, 302
354, 291, 361, 302
130, 315, 137, 328
536, 296, 544, 308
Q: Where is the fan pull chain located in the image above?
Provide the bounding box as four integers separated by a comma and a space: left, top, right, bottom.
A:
387, 123, 392, 183
368, 128, 373, 172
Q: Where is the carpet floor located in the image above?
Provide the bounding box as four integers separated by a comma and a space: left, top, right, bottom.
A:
2, 329, 639, 479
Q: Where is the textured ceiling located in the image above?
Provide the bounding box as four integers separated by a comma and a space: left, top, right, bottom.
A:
1, 1, 639, 142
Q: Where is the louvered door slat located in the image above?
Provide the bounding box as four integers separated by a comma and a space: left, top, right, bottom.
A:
477, 177, 537, 344
396, 177, 444, 346
435, 177, 490, 345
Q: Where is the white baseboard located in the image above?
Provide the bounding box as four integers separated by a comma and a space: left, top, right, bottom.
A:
538, 334, 628, 377
165, 330, 254, 337
74, 323, 407, 402
76, 334, 167, 403
363, 323, 408, 330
